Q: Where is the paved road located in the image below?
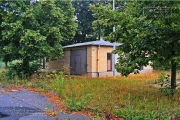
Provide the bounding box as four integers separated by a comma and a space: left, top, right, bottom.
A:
0, 88, 92, 120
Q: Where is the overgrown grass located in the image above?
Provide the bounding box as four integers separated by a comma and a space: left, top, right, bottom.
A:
0, 70, 180, 119
44, 71, 180, 119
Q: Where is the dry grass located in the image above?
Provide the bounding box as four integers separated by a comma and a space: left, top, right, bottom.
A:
44, 71, 180, 119
1, 70, 180, 119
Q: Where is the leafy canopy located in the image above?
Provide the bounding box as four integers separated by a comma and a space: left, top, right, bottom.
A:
90, 1, 180, 89
0, 0, 77, 77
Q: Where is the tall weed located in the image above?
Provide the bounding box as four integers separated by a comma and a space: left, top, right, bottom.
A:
157, 72, 178, 96
47, 71, 65, 95
65, 92, 89, 111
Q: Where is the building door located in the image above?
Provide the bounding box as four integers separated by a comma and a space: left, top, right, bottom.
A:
70, 48, 87, 75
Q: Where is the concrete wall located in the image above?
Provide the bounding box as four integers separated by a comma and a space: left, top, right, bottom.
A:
45, 46, 88, 74
98, 46, 114, 72
86, 46, 116, 77
86, 46, 95, 73
140, 65, 153, 73
86, 46, 97, 77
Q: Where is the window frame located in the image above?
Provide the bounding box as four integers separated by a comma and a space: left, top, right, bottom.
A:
107, 53, 112, 71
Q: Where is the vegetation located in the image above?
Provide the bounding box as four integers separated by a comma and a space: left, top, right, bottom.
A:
0, 71, 179, 119
71, 1, 96, 44
64, 0, 113, 46
0, 1, 179, 119
0, 0, 77, 77
90, 1, 180, 90
0, 61, 5, 68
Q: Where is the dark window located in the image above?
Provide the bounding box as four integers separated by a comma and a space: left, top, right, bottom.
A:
107, 53, 112, 71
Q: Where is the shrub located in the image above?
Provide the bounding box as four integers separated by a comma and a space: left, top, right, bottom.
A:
5, 61, 40, 80
65, 91, 90, 111
157, 72, 179, 96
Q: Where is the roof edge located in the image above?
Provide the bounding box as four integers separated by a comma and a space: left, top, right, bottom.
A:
63, 40, 121, 48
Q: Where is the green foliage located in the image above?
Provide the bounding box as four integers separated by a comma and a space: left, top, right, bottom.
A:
0, 71, 179, 119
95, 112, 105, 120
46, 71, 90, 111
157, 73, 178, 96
0, 1, 77, 77
153, 61, 171, 70
46, 71, 65, 95
63, 1, 96, 45
6, 61, 40, 80
0, 61, 5, 68
153, 108, 180, 120
114, 93, 154, 120
160, 87, 176, 97
117, 93, 134, 120
114, 92, 180, 119
65, 91, 90, 111
90, 1, 180, 88
0, 71, 7, 82
157, 72, 167, 86
65, 1, 113, 45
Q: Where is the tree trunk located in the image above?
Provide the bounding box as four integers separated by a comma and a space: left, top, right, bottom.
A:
171, 59, 176, 89
42, 57, 46, 69
22, 58, 30, 74
5, 62, 8, 68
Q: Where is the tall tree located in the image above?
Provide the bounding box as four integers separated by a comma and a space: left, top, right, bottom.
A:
63, 1, 96, 45
63, 0, 111, 45
0, 0, 77, 76
90, 1, 180, 89
0, 1, 11, 67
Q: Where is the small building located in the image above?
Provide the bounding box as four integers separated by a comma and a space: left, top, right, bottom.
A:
43, 40, 153, 77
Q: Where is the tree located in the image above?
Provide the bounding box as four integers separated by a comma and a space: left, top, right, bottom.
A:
90, 1, 180, 89
0, 1, 10, 67
73, 1, 95, 42
63, 0, 111, 45
90, 1, 127, 41
0, 0, 77, 77
61, 0, 96, 46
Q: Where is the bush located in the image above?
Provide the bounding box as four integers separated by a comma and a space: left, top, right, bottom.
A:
157, 72, 179, 96
6, 61, 41, 80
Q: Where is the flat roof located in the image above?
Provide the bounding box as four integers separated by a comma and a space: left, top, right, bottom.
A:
63, 39, 121, 48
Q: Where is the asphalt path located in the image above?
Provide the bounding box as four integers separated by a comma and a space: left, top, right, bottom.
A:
0, 88, 92, 120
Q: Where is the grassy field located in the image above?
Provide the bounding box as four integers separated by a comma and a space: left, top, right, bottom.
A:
0, 70, 180, 119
